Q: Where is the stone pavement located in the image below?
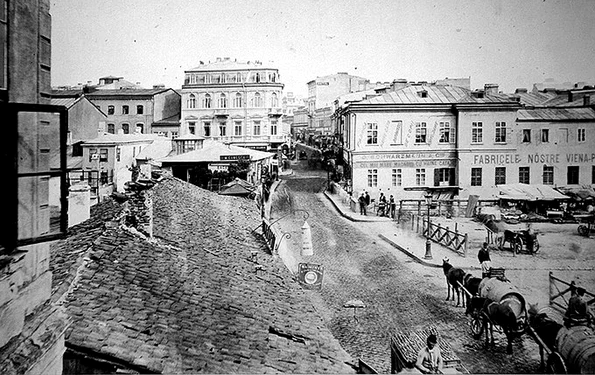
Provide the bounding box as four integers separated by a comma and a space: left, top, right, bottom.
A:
323, 189, 482, 272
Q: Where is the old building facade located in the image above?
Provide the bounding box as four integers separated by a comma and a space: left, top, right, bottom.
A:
181, 58, 289, 151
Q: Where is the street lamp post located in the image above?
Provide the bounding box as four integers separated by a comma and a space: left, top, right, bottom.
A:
424, 193, 433, 260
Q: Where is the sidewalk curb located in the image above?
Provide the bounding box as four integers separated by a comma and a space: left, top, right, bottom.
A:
378, 234, 442, 268
322, 191, 387, 223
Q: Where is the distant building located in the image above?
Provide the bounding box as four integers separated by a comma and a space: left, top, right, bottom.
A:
85, 87, 181, 136
50, 95, 107, 144
181, 57, 289, 151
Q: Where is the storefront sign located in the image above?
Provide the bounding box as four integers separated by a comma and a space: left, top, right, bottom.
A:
472, 153, 595, 165
354, 151, 456, 162
208, 164, 228, 171
220, 155, 250, 161
297, 263, 324, 290
354, 159, 456, 169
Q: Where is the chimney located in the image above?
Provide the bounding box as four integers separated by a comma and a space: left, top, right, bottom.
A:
515, 88, 528, 94
568, 91, 574, 102
68, 184, 91, 227
391, 79, 408, 91
484, 83, 499, 95
584, 95, 591, 106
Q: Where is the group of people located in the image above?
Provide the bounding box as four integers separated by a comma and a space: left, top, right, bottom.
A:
358, 191, 397, 218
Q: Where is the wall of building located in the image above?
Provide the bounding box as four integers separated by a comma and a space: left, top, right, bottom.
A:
346, 108, 457, 199
153, 90, 181, 124
69, 98, 106, 142
91, 98, 153, 134
1, 1, 67, 374
457, 108, 526, 198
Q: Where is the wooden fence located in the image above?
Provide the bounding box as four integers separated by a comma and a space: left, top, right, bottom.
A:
549, 272, 595, 312
397, 199, 498, 221
423, 217, 468, 257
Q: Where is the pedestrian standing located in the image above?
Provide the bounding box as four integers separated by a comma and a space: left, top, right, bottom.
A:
358, 192, 367, 215
364, 191, 370, 208
389, 195, 396, 219
478, 242, 491, 278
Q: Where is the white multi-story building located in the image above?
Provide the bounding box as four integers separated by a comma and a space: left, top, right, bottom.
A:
180, 58, 289, 151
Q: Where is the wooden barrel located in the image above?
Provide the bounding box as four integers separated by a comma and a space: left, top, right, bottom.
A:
478, 278, 523, 305
556, 325, 595, 373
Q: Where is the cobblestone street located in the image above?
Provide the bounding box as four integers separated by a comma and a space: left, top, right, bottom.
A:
273, 161, 543, 374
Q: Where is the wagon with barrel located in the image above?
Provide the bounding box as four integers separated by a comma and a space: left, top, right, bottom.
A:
527, 274, 595, 373
466, 277, 528, 354
390, 326, 464, 374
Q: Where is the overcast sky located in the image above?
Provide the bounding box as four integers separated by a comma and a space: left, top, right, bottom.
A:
51, 0, 595, 97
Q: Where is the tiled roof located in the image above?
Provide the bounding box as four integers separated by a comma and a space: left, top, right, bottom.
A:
160, 140, 274, 163
50, 97, 79, 108
50, 177, 355, 373
356, 85, 516, 105
517, 107, 595, 121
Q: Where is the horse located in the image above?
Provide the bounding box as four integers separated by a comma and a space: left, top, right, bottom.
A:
498, 229, 519, 251
463, 274, 482, 310
466, 296, 520, 354
442, 257, 466, 307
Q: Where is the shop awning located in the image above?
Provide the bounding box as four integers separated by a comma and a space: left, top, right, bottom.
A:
497, 183, 570, 201
555, 186, 595, 201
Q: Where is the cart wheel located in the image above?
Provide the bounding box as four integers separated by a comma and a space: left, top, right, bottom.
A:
513, 238, 523, 254
470, 316, 484, 339
532, 239, 540, 254
546, 352, 567, 374
578, 225, 589, 236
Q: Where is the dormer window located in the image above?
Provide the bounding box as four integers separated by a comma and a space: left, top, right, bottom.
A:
418, 90, 428, 98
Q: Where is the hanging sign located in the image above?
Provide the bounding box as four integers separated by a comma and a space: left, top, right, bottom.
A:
297, 263, 324, 290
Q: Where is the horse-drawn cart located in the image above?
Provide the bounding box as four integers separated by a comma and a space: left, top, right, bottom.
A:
390, 326, 463, 374
577, 214, 595, 237
467, 277, 528, 354
497, 229, 540, 255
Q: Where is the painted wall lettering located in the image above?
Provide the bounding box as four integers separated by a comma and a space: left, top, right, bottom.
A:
472, 153, 595, 165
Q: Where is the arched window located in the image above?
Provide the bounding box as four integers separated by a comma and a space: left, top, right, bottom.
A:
234, 93, 243, 108
136, 123, 144, 133
122, 123, 130, 134
122, 105, 129, 114
252, 93, 262, 107
270, 93, 279, 107
219, 93, 227, 108
236, 72, 242, 82
107, 105, 115, 115
107, 123, 115, 134
203, 94, 212, 108
188, 94, 196, 108
137, 105, 144, 114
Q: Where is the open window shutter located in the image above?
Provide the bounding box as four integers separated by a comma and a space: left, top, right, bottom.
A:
449, 168, 456, 186
434, 168, 440, 186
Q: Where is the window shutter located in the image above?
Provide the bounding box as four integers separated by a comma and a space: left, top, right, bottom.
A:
434, 168, 440, 186
449, 168, 456, 186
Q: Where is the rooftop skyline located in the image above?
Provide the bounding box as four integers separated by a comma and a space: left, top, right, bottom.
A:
51, 0, 595, 96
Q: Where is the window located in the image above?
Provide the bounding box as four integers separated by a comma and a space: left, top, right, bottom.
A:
203, 121, 211, 137
519, 167, 530, 184
578, 128, 586, 142
107, 123, 115, 134
495, 122, 506, 143
188, 94, 196, 108
270, 120, 277, 135
171, 131, 179, 138
234, 121, 242, 136
367, 169, 378, 187
472, 122, 483, 143
188, 122, 195, 135
392, 168, 402, 186
253, 121, 261, 136
439, 122, 453, 143
592, 166, 595, 184
522, 129, 531, 143
219, 93, 227, 108
219, 122, 227, 136
559, 128, 569, 143
271, 92, 279, 107
99, 148, 108, 161
108, 105, 115, 115
543, 166, 554, 185
137, 105, 144, 114
234, 93, 242, 108
541, 129, 549, 143
567, 166, 579, 184
136, 123, 144, 133
415, 122, 427, 143
415, 168, 426, 185
252, 93, 263, 107
367, 123, 378, 144
495, 167, 506, 185
116, 148, 121, 162
471, 168, 482, 186
392, 120, 403, 144
122, 105, 129, 114
89, 148, 97, 162
100, 171, 108, 185
122, 123, 130, 134
203, 94, 212, 108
